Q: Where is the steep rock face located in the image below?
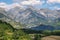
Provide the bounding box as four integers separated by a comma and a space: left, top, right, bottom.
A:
7, 7, 48, 28
0, 6, 60, 29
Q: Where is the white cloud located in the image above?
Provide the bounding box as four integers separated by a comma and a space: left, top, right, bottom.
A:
0, 0, 44, 10
21, 0, 42, 5
54, 6, 60, 10
0, 2, 22, 10
13, 0, 44, 5
47, 0, 60, 3
0, 2, 7, 8
8, 3, 22, 8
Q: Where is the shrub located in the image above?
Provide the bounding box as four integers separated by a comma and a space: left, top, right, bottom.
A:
42, 30, 52, 36
52, 30, 60, 36
34, 34, 41, 40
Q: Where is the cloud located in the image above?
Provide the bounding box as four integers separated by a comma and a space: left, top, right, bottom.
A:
0, 2, 7, 8
53, 6, 60, 10
0, 2, 22, 10
13, 0, 44, 5
21, 0, 43, 5
47, 0, 60, 3
8, 3, 22, 8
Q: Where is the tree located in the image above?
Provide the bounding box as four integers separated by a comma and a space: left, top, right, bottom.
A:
34, 34, 41, 40
52, 30, 60, 35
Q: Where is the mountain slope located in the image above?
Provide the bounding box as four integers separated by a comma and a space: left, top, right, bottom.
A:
0, 6, 60, 29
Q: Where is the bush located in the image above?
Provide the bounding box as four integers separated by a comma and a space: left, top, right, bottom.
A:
42, 30, 52, 36
34, 34, 41, 40
52, 30, 60, 36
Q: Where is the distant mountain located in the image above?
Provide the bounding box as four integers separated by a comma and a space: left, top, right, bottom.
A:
0, 6, 60, 29
7, 6, 49, 28
30, 24, 55, 30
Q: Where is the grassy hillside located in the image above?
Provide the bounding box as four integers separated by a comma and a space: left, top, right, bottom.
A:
0, 20, 32, 40
0, 20, 60, 40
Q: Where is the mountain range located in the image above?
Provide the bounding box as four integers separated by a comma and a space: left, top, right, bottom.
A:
0, 5, 60, 30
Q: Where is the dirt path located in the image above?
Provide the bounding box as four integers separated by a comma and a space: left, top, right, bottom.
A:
41, 36, 60, 40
